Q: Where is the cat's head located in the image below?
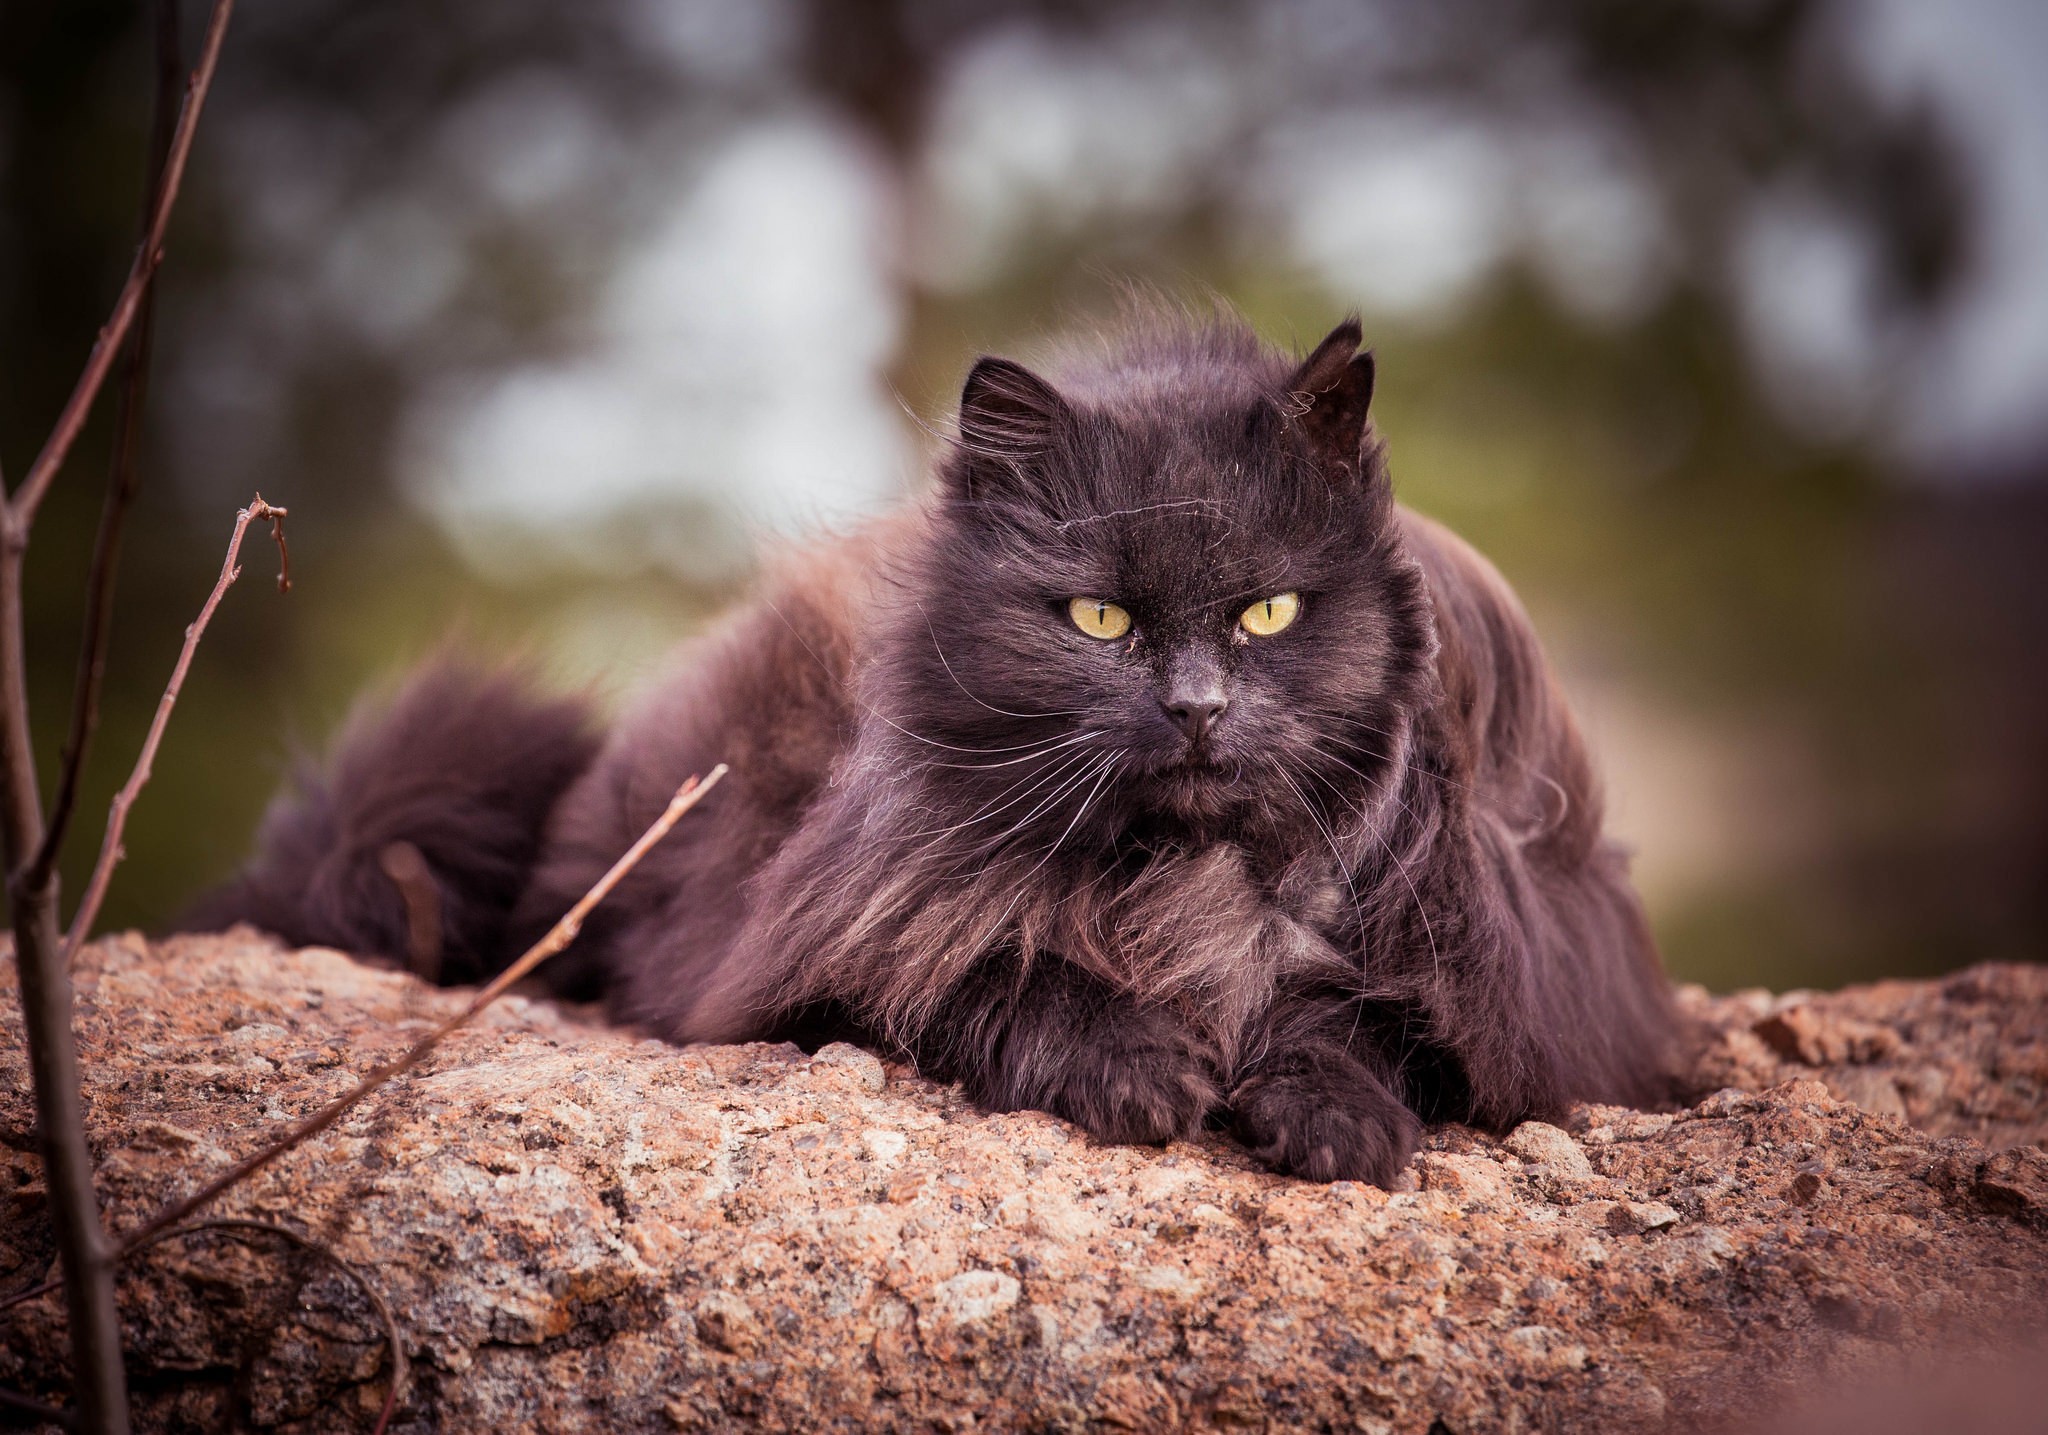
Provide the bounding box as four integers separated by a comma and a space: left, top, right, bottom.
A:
884, 316, 1437, 851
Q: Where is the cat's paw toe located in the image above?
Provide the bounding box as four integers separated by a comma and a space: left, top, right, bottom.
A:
1090, 1062, 1219, 1145
1232, 1069, 1421, 1185
1051, 1027, 1219, 1146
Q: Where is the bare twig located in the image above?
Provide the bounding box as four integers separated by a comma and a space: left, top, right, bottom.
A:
0, 768, 723, 1327
0, 6, 238, 1429
265, 504, 292, 592
108, 766, 724, 1257
2, 0, 236, 537
0, 1384, 71, 1424
139, 1220, 406, 1435
0, 544, 128, 1435
31, 0, 188, 889
1, 1217, 409, 1435
60, 495, 289, 964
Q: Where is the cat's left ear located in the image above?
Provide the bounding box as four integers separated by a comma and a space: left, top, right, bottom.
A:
1279, 319, 1379, 486
952, 356, 1071, 500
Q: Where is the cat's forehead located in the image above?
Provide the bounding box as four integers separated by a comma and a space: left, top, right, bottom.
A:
1065, 405, 1327, 530
1039, 422, 1349, 600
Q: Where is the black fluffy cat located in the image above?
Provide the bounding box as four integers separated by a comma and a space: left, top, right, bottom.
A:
191, 312, 1677, 1184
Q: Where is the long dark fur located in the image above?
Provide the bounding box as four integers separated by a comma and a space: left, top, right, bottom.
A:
194, 310, 1677, 1184
184, 664, 598, 986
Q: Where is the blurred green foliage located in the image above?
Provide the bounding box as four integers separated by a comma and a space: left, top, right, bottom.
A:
3, 0, 2040, 989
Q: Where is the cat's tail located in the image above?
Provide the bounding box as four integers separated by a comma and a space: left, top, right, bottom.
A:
181, 661, 600, 985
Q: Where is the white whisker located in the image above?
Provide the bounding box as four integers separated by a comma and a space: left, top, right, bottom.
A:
1293, 761, 1442, 992
1017, 752, 1122, 882
948, 751, 1116, 868
917, 602, 1089, 721
763, 595, 1087, 758
903, 743, 1102, 842
1049, 499, 1229, 531
917, 728, 1105, 772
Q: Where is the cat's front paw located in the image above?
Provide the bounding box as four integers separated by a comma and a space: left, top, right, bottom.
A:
1017, 1016, 1220, 1147
1074, 1053, 1219, 1147
1231, 1061, 1421, 1185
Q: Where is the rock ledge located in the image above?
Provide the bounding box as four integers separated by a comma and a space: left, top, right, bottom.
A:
2, 935, 2045, 1432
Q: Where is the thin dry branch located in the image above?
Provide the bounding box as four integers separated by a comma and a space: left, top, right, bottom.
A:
120, 765, 723, 1252
60, 495, 289, 965
0, 763, 725, 1324
30, 0, 189, 886
3, 0, 236, 537
0, 510, 127, 1434
0, 1386, 69, 1423
0, 7, 238, 1428
141, 1219, 407, 1435
2, 1217, 409, 1433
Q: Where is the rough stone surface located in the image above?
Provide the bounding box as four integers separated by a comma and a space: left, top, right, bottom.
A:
1680, 966, 2048, 1151
0, 933, 2043, 1433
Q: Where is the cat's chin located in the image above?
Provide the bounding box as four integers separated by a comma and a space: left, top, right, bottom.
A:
1135, 755, 1246, 824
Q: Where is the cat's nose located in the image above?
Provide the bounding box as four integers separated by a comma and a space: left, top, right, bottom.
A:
1162, 649, 1229, 741
1162, 692, 1228, 740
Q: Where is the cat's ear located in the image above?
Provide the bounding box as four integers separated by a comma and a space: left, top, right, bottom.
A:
1279, 319, 1379, 486
953, 357, 1070, 498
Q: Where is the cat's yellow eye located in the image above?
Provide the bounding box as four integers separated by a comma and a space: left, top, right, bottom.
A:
1239, 592, 1301, 637
1069, 598, 1132, 640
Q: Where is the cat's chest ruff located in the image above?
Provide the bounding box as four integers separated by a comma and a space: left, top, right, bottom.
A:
1043, 839, 1353, 1026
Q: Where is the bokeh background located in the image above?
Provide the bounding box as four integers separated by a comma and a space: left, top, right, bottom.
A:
3, 0, 2043, 991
